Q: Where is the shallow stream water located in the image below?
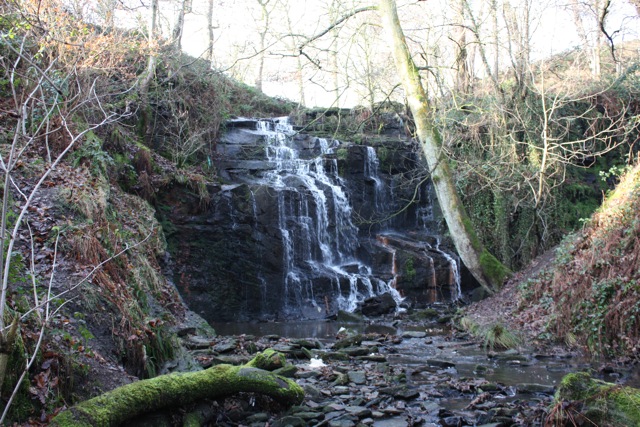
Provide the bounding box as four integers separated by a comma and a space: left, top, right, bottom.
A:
212, 318, 640, 397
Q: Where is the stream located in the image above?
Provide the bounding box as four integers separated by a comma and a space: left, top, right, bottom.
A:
194, 312, 640, 427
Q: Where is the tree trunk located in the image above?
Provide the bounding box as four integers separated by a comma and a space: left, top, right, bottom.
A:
207, 0, 215, 67
49, 350, 304, 427
254, 0, 271, 93
378, 0, 509, 294
0, 318, 18, 393
172, 0, 188, 50
139, 0, 158, 146
454, 0, 471, 94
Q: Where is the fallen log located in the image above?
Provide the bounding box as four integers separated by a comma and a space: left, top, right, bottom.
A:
50, 350, 304, 427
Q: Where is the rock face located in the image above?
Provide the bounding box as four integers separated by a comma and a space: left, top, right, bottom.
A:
159, 117, 473, 322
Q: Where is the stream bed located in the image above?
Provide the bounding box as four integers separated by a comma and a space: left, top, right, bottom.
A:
185, 313, 638, 426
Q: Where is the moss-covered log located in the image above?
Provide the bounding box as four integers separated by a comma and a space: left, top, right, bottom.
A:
50, 351, 304, 427
552, 372, 640, 426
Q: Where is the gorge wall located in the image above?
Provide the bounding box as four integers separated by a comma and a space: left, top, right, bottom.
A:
158, 117, 472, 322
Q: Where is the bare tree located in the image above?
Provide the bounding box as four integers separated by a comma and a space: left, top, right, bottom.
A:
140, 0, 159, 145
172, 0, 191, 49
207, 0, 216, 66
379, 0, 510, 294
0, 7, 134, 417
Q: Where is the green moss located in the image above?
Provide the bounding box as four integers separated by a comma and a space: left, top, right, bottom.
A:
461, 216, 482, 252
409, 308, 439, 320
403, 257, 416, 282
554, 372, 640, 426
50, 352, 304, 427
1, 324, 33, 423
479, 249, 510, 289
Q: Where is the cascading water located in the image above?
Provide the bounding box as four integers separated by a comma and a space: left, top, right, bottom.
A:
253, 117, 401, 316
168, 115, 469, 322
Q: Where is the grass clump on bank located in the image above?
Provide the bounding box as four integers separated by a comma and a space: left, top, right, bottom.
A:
458, 317, 521, 351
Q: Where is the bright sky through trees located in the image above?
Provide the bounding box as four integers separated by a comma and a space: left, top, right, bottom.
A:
113, 0, 639, 107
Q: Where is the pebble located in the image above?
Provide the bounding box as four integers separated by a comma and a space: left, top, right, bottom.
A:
347, 371, 366, 384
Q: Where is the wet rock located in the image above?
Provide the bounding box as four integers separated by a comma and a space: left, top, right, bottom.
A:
334, 334, 364, 349
345, 405, 372, 418
337, 310, 364, 323
440, 415, 462, 426
436, 315, 453, 323
324, 403, 346, 412
516, 383, 555, 394
348, 371, 367, 384
246, 413, 270, 423
176, 326, 197, 337
301, 347, 314, 359
303, 384, 322, 399
210, 355, 250, 365
293, 411, 324, 421
271, 416, 306, 427
339, 346, 371, 357
183, 336, 213, 350
329, 420, 356, 427
478, 383, 501, 392
361, 293, 397, 316
408, 308, 439, 320
401, 331, 427, 339
379, 385, 419, 400
273, 365, 298, 378
358, 354, 387, 362
333, 373, 349, 386
332, 386, 351, 395
426, 359, 456, 369
323, 351, 350, 361
213, 339, 237, 353
271, 344, 304, 357
292, 338, 323, 349
296, 370, 321, 379
373, 418, 409, 427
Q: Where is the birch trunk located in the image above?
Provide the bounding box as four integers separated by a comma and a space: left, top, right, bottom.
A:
378, 0, 509, 294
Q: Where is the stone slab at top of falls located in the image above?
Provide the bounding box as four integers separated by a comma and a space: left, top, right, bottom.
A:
161, 116, 470, 322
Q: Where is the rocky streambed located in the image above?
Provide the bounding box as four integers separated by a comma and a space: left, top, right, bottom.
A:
174, 308, 637, 427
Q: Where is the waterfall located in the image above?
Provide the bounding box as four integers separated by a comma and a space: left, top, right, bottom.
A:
365, 146, 385, 211
436, 238, 462, 301
254, 117, 399, 316
203, 116, 464, 321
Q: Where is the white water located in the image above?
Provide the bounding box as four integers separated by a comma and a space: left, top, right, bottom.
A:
255, 117, 402, 314
222, 116, 462, 319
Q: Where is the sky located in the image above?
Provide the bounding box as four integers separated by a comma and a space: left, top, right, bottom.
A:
119, 0, 639, 107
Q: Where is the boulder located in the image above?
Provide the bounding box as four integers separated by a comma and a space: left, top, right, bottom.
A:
361, 292, 397, 316
552, 372, 640, 426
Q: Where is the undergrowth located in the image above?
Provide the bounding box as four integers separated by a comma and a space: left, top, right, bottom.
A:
525, 162, 640, 359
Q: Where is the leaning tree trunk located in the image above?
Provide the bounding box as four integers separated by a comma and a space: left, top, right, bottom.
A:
49, 350, 304, 427
378, 0, 509, 294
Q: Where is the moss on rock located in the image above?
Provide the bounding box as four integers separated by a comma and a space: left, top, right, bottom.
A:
553, 372, 640, 426
49, 351, 304, 427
